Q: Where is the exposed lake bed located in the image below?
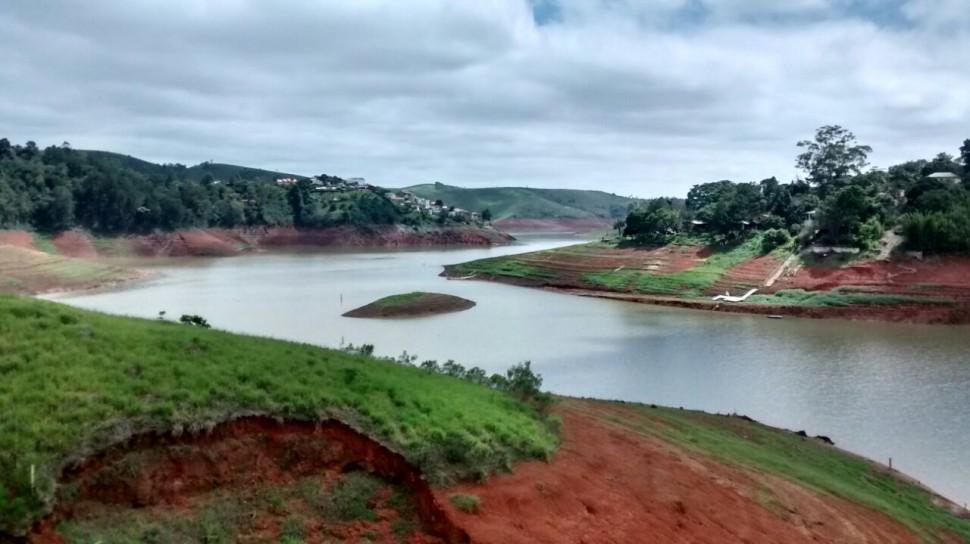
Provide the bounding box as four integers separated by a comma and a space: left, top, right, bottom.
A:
46, 236, 970, 506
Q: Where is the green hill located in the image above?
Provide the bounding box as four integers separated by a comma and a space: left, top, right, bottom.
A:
82, 150, 303, 183
0, 295, 556, 534
404, 183, 637, 220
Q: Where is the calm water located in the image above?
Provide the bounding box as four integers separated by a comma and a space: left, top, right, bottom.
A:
46, 236, 970, 505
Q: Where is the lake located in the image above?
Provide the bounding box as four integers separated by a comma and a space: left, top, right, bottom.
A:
46, 235, 970, 505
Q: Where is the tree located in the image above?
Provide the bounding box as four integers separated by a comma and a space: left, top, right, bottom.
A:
961, 139, 970, 183
817, 185, 879, 246
480, 208, 492, 222
623, 199, 681, 242
796, 125, 872, 195
921, 152, 961, 176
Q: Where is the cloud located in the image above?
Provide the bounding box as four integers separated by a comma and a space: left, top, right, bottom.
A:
0, 0, 967, 197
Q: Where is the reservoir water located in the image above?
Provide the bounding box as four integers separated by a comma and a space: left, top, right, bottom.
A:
46, 235, 970, 505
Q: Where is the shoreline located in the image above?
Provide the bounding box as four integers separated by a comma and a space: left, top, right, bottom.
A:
442, 269, 970, 325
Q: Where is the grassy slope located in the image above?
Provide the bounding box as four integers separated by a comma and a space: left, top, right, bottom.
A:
405, 183, 636, 220
0, 295, 556, 532
0, 246, 133, 295
583, 402, 970, 542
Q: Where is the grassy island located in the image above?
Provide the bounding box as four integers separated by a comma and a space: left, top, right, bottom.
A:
342, 292, 475, 318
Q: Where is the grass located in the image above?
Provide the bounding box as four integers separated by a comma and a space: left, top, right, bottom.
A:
0, 246, 132, 295
31, 233, 58, 254
748, 287, 954, 307
0, 295, 557, 534
584, 234, 766, 297
324, 472, 381, 522
450, 256, 557, 281
448, 493, 480, 513
56, 471, 419, 543
593, 403, 970, 543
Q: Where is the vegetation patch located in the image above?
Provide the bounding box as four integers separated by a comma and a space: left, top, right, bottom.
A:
56, 471, 428, 543
0, 245, 134, 295
584, 234, 765, 297
448, 493, 481, 513
0, 295, 557, 534
450, 256, 558, 281
749, 287, 954, 307
596, 404, 970, 542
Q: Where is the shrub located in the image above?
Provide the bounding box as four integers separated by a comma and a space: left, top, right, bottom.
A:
325, 472, 380, 521
179, 314, 210, 328
857, 217, 884, 251
448, 493, 480, 513
761, 228, 792, 253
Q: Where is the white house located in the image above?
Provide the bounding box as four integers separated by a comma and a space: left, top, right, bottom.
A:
927, 172, 961, 183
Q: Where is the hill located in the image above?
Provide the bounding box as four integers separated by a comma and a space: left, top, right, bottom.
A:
0, 295, 556, 537
82, 150, 304, 184
1, 140, 500, 238
404, 183, 637, 222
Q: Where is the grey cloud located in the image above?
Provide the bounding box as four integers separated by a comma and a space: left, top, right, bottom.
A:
0, 0, 968, 196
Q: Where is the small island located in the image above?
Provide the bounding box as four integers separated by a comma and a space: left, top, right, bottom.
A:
343, 291, 475, 318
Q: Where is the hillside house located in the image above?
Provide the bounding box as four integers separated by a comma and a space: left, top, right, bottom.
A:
928, 172, 961, 183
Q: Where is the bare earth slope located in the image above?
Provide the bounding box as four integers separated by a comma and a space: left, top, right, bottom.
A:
439, 399, 968, 544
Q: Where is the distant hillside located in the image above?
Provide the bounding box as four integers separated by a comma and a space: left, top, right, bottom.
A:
82, 150, 303, 183
404, 183, 637, 221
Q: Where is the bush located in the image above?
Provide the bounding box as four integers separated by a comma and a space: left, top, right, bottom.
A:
902, 207, 970, 253
179, 314, 210, 328
448, 493, 480, 513
857, 217, 884, 251
325, 472, 380, 521
761, 228, 792, 253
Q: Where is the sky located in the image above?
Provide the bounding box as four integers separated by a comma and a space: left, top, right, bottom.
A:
1, 0, 967, 198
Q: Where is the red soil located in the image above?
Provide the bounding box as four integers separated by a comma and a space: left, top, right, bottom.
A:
0, 229, 35, 249
774, 256, 970, 298
29, 417, 467, 544
493, 218, 613, 233
513, 244, 709, 285
438, 399, 922, 544
24, 405, 950, 544
51, 231, 98, 259
102, 226, 512, 257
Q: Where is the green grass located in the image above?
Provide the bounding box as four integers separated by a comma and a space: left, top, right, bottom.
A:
31, 233, 58, 254
405, 183, 635, 221
583, 234, 766, 297
56, 471, 420, 543
0, 295, 557, 534
450, 257, 557, 281
448, 493, 480, 513
595, 404, 970, 543
748, 288, 954, 307
0, 246, 132, 295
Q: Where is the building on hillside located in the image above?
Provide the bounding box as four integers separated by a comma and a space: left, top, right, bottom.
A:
275, 177, 299, 186
927, 172, 961, 183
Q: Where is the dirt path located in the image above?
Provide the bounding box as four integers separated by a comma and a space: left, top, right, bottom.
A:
436, 399, 922, 544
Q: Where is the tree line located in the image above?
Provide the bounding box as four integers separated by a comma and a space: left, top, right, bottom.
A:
0, 139, 451, 234
621, 126, 970, 254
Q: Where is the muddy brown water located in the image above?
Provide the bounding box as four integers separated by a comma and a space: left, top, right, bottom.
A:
46, 235, 970, 506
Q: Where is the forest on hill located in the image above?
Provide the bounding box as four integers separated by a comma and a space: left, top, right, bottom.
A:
0, 140, 472, 235
620, 126, 970, 254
